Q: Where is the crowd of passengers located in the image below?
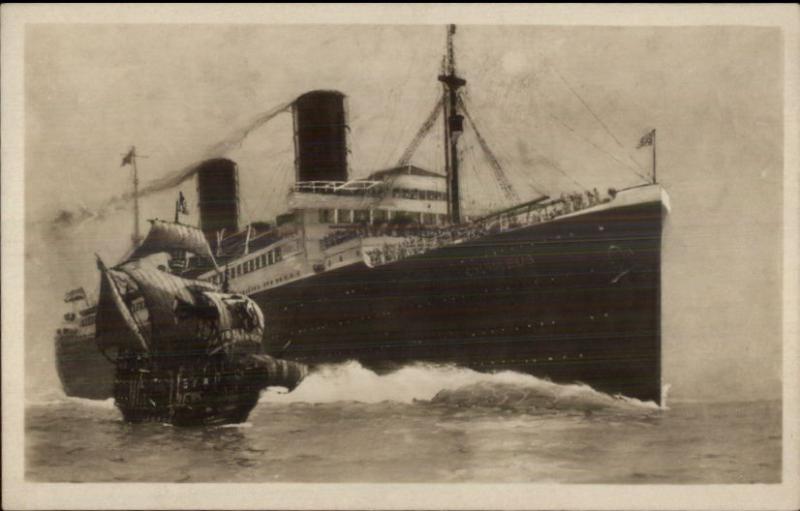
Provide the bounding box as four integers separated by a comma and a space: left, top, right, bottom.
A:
293, 182, 446, 201
320, 188, 612, 252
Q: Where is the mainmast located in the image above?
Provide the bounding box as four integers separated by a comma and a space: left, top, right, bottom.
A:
438, 24, 466, 224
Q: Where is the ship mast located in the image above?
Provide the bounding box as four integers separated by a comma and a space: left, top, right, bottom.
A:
438, 24, 466, 224
122, 145, 143, 246
132, 151, 141, 246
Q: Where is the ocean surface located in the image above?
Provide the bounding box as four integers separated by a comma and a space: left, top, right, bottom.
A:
26, 362, 781, 483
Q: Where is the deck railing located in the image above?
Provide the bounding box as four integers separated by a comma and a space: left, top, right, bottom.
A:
323, 189, 613, 266
292, 180, 383, 195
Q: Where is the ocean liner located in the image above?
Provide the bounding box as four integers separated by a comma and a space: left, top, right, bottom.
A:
56, 290, 113, 399
56, 24, 669, 403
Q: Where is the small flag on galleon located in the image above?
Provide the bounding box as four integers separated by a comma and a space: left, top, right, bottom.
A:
120, 147, 135, 167
178, 191, 189, 215
637, 129, 655, 149
64, 287, 86, 303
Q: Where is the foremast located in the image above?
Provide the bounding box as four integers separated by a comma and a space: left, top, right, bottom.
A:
121, 146, 143, 247
438, 24, 466, 224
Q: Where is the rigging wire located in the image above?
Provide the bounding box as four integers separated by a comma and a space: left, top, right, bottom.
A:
457, 96, 532, 200
396, 97, 444, 167
544, 111, 651, 183
479, 105, 590, 193
539, 57, 650, 178
548, 66, 624, 149
272, 159, 294, 204
463, 140, 497, 212
375, 40, 422, 168
463, 67, 644, 191
533, 149, 589, 192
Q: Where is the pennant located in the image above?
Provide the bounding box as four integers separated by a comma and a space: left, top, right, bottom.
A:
64, 287, 86, 303
637, 129, 655, 149
178, 191, 189, 215
120, 147, 135, 167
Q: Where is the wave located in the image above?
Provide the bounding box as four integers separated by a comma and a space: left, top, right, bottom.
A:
31, 361, 661, 416
260, 361, 661, 413
27, 389, 116, 410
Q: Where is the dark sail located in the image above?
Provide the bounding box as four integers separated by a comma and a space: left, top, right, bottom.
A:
94, 261, 150, 354
126, 219, 217, 264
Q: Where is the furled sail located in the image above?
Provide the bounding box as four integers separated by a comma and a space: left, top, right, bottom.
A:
126, 219, 217, 265
248, 353, 308, 391
95, 258, 150, 354
200, 292, 265, 353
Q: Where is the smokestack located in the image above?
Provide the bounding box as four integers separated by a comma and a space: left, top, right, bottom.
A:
292, 90, 349, 183
196, 158, 239, 247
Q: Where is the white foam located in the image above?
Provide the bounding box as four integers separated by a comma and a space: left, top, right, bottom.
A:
218, 422, 253, 429
259, 360, 662, 412
27, 392, 116, 410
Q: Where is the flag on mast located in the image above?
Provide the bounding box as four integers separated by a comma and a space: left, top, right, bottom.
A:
64, 287, 87, 303
636, 129, 657, 184
121, 147, 135, 167
636, 129, 655, 149
177, 191, 189, 215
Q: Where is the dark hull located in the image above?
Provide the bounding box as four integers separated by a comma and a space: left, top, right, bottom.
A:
113, 356, 268, 427
258, 200, 665, 403
55, 332, 114, 400
117, 386, 261, 427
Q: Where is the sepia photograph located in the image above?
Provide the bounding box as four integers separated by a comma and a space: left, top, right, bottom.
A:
2, 4, 798, 510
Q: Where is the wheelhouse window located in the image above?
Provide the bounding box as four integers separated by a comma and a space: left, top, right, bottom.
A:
372, 209, 388, 224
336, 209, 353, 224
354, 209, 370, 224
318, 209, 334, 224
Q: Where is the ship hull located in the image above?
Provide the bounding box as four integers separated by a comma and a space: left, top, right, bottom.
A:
258, 198, 665, 403
113, 356, 262, 427
55, 332, 114, 400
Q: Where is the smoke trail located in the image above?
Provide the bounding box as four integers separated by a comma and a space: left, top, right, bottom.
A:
47, 101, 292, 233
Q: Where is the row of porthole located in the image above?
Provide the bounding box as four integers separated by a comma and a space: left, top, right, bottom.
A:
246, 271, 302, 295
481, 354, 586, 365
265, 271, 301, 287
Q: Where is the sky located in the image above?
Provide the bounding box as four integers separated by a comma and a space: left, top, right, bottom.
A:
23, 24, 783, 401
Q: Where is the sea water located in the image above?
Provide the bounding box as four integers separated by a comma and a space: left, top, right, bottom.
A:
25, 362, 781, 483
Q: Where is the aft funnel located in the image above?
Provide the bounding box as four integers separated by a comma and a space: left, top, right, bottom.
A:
196, 158, 239, 246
